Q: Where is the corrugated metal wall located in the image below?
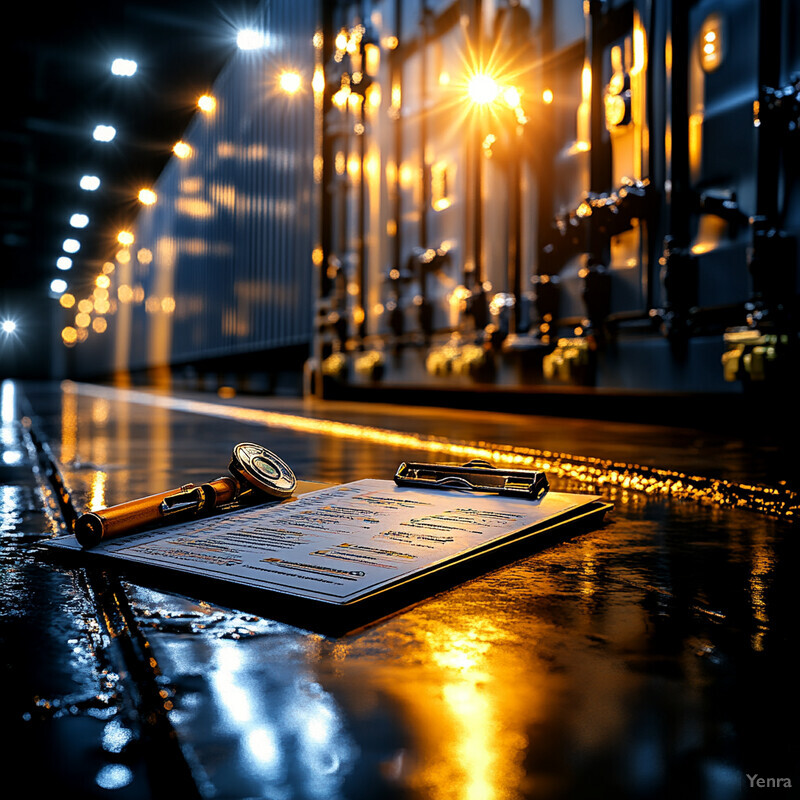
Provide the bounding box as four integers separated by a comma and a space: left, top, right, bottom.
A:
79, 0, 318, 377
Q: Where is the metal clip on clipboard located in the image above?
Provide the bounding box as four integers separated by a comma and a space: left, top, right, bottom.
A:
394, 459, 549, 500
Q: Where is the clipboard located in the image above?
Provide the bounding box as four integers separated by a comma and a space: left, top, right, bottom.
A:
45, 478, 611, 635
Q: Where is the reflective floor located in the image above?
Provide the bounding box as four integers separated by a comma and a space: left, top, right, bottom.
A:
2, 379, 797, 799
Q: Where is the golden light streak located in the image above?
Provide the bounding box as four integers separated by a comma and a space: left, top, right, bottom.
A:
67, 383, 800, 519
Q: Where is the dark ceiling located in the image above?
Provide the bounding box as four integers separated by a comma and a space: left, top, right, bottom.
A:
2, 1, 258, 305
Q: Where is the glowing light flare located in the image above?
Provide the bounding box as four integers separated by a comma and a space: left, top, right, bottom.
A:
93, 125, 116, 142
50, 279, 67, 294
1, 320, 17, 335
63, 238, 80, 253
59, 293, 75, 309
198, 95, 216, 113
173, 141, 192, 159
70, 213, 89, 228
111, 58, 137, 77
57, 257, 73, 271
542, 88, 554, 104
467, 72, 500, 105
117, 231, 134, 246
138, 188, 157, 205
80, 175, 100, 191
278, 70, 302, 94
96, 275, 111, 289
237, 29, 266, 50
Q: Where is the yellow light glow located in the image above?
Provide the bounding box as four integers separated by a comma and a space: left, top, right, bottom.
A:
582, 64, 592, 100
78, 299, 93, 314
335, 151, 346, 175
467, 72, 499, 105
138, 188, 157, 205
312, 67, 325, 94
117, 230, 134, 246
59, 293, 75, 309
439, 71, 451, 86
335, 29, 348, 51
102, 261, 115, 274
383, 35, 399, 50
61, 326, 78, 345
366, 83, 382, 109
279, 71, 302, 94
347, 154, 361, 179
364, 43, 380, 76
89, 470, 107, 511
332, 86, 351, 109
92, 317, 107, 333
502, 86, 521, 109
632, 25, 647, 75
116, 248, 131, 264
95, 275, 111, 289
348, 92, 363, 112
118, 285, 133, 303
137, 248, 153, 265
198, 94, 216, 113
173, 141, 192, 159
75, 312, 91, 328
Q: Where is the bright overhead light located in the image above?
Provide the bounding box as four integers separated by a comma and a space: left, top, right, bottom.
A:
198, 95, 216, 113
57, 256, 73, 270
80, 175, 101, 191
1, 319, 17, 335
93, 125, 116, 142
62, 238, 80, 253
237, 29, 266, 50
117, 230, 134, 246
138, 188, 157, 205
50, 279, 68, 294
173, 141, 192, 159
69, 213, 89, 228
111, 58, 137, 77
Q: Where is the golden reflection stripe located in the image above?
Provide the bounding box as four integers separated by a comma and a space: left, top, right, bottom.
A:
66, 382, 799, 520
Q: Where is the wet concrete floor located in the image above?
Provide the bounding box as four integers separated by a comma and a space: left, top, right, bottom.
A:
1, 379, 797, 799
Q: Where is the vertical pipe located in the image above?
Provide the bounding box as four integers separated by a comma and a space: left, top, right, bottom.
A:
667, 0, 691, 249
756, 0, 782, 227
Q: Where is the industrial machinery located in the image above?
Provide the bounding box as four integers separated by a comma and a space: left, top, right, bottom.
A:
67, 0, 800, 403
